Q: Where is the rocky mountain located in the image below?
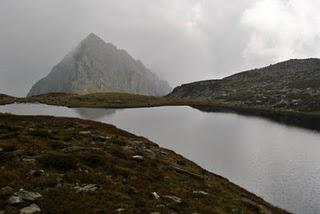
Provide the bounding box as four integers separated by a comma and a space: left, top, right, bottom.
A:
28, 33, 171, 97
169, 58, 320, 111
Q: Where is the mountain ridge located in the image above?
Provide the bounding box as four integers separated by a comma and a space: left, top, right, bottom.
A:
169, 58, 320, 111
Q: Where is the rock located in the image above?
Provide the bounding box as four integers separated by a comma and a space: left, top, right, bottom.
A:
145, 149, 156, 160
150, 212, 160, 214
0, 210, 4, 214
62, 146, 86, 153
132, 155, 144, 161
27, 170, 45, 177
74, 184, 98, 192
15, 189, 42, 201
0, 147, 3, 152
193, 190, 209, 196
152, 192, 160, 200
62, 146, 102, 153
79, 131, 91, 135
156, 204, 166, 208
92, 135, 111, 141
116, 208, 125, 212
22, 158, 36, 164
164, 195, 182, 203
171, 165, 202, 179
1, 186, 14, 195
8, 196, 23, 204
20, 204, 41, 214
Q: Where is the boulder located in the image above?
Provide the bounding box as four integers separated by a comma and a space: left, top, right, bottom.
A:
20, 204, 41, 214
15, 189, 42, 201
74, 184, 98, 192
163, 195, 182, 203
8, 196, 23, 205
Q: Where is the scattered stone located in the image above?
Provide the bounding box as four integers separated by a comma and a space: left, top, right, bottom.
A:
55, 183, 62, 188
160, 150, 168, 155
1, 186, 14, 195
0, 147, 3, 152
171, 165, 202, 179
62, 146, 86, 153
22, 158, 36, 164
8, 196, 23, 205
145, 149, 156, 160
132, 155, 144, 161
62, 146, 102, 153
74, 184, 98, 192
79, 131, 91, 135
132, 140, 144, 145
164, 195, 182, 203
15, 189, 42, 201
156, 204, 166, 208
193, 190, 209, 196
27, 170, 45, 177
92, 134, 111, 141
20, 204, 41, 214
152, 192, 160, 200
116, 208, 125, 212
123, 146, 133, 151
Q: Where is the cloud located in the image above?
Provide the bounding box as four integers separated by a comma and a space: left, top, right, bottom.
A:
242, 0, 320, 66
0, 0, 319, 96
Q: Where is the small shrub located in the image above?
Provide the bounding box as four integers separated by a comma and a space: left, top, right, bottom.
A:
111, 139, 127, 146
48, 140, 67, 150
39, 152, 77, 171
80, 153, 106, 168
29, 130, 52, 138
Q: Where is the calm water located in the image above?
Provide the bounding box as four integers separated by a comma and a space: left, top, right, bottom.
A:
1, 104, 320, 213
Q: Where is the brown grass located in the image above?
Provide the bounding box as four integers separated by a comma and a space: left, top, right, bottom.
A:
0, 113, 288, 213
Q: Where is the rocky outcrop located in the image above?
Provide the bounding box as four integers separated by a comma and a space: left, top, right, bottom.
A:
169, 58, 320, 111
28, 33, 171, 97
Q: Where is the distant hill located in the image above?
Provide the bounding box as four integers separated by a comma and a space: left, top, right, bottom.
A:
28, 33, 171, 97
169, 58, 320, 111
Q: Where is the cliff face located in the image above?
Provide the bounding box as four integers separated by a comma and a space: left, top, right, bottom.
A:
169, 59, 320, 111
28, 33, 171, 97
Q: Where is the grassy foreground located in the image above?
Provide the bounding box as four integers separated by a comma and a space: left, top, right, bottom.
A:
0, 113, 287, 213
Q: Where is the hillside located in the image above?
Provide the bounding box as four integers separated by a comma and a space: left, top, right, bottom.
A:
169, 58, 320, 112
27, 33, 171, 97
0, 114, 287, 213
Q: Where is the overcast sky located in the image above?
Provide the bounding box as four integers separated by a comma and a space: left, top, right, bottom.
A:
1, 0, 320, 96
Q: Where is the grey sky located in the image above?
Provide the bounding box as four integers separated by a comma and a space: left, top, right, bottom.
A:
1, 0, 320, 96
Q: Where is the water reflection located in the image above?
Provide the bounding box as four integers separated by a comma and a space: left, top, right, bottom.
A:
75, 108, 117, 120
1, 103, 320, 213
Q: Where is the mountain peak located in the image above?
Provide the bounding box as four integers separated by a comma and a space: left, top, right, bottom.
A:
80, 33, 117, 50
85, 33, 102, 41
27, 34, 172, 97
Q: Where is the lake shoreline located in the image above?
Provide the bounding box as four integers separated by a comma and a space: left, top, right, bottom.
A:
1, 92, 319, 132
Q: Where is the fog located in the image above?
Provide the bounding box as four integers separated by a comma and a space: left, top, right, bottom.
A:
1, 0, 320, 96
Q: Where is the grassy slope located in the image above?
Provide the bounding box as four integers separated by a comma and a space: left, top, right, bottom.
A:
0, 114, 287, 213
19, 92, 199, 108
0, 94, 16, 105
